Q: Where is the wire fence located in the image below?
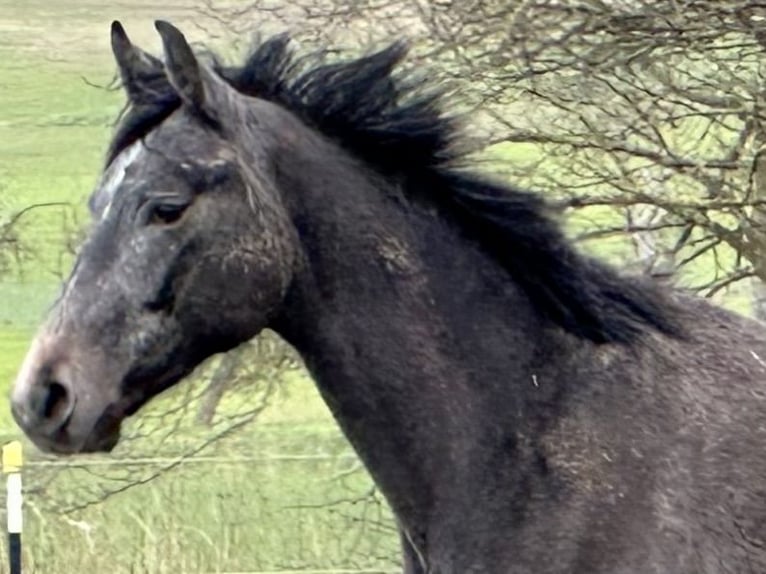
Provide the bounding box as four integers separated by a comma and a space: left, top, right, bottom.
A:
0, 445, 402, 573
14, 454, 359, 468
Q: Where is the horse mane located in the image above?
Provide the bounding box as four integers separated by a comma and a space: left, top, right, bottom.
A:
107, 34, 684, 344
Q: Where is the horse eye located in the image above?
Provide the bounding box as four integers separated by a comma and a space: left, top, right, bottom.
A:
148, 202, 188, 226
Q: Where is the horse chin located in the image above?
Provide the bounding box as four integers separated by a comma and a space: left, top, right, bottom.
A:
66, 389, 149, 454
81, 429, 121, 453
68, 401, 128, 454
80, 409, 124, 453
24, 417, 122, 455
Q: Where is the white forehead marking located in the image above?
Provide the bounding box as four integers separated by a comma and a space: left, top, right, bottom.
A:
94, 140, 147, 220
63, 141, 148, 311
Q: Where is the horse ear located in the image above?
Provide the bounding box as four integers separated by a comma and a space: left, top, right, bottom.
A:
154, 20, 209, 113
110, 21, 164, 105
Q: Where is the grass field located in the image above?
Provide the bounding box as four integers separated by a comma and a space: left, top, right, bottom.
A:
0, 2, 758, 572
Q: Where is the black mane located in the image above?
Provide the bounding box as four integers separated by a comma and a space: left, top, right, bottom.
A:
107, 34, 683, 344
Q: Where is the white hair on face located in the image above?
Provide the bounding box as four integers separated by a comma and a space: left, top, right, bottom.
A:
60, 140, 148, 312
93, 141, 147, 221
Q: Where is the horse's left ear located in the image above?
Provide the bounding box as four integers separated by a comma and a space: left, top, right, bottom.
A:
111, 21, 165, 105
154, 20, 214, 116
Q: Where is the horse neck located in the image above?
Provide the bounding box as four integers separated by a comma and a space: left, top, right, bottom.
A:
269, 145, 562, 531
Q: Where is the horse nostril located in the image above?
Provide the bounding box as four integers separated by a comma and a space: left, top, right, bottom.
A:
43, 381, 71, 423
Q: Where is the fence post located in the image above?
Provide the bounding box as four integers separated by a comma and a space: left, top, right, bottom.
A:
2, 441, 22, 574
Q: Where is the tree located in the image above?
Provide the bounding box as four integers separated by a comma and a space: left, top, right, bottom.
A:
197, 0, 766, 313
412, 0, 766, 309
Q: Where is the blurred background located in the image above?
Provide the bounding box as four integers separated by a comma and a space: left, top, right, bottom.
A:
1, 1, 765, 572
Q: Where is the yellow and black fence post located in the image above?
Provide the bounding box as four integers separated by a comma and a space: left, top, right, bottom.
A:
2, 441, 22, 574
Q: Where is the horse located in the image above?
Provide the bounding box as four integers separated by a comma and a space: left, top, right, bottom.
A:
11, 20, 766, 573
